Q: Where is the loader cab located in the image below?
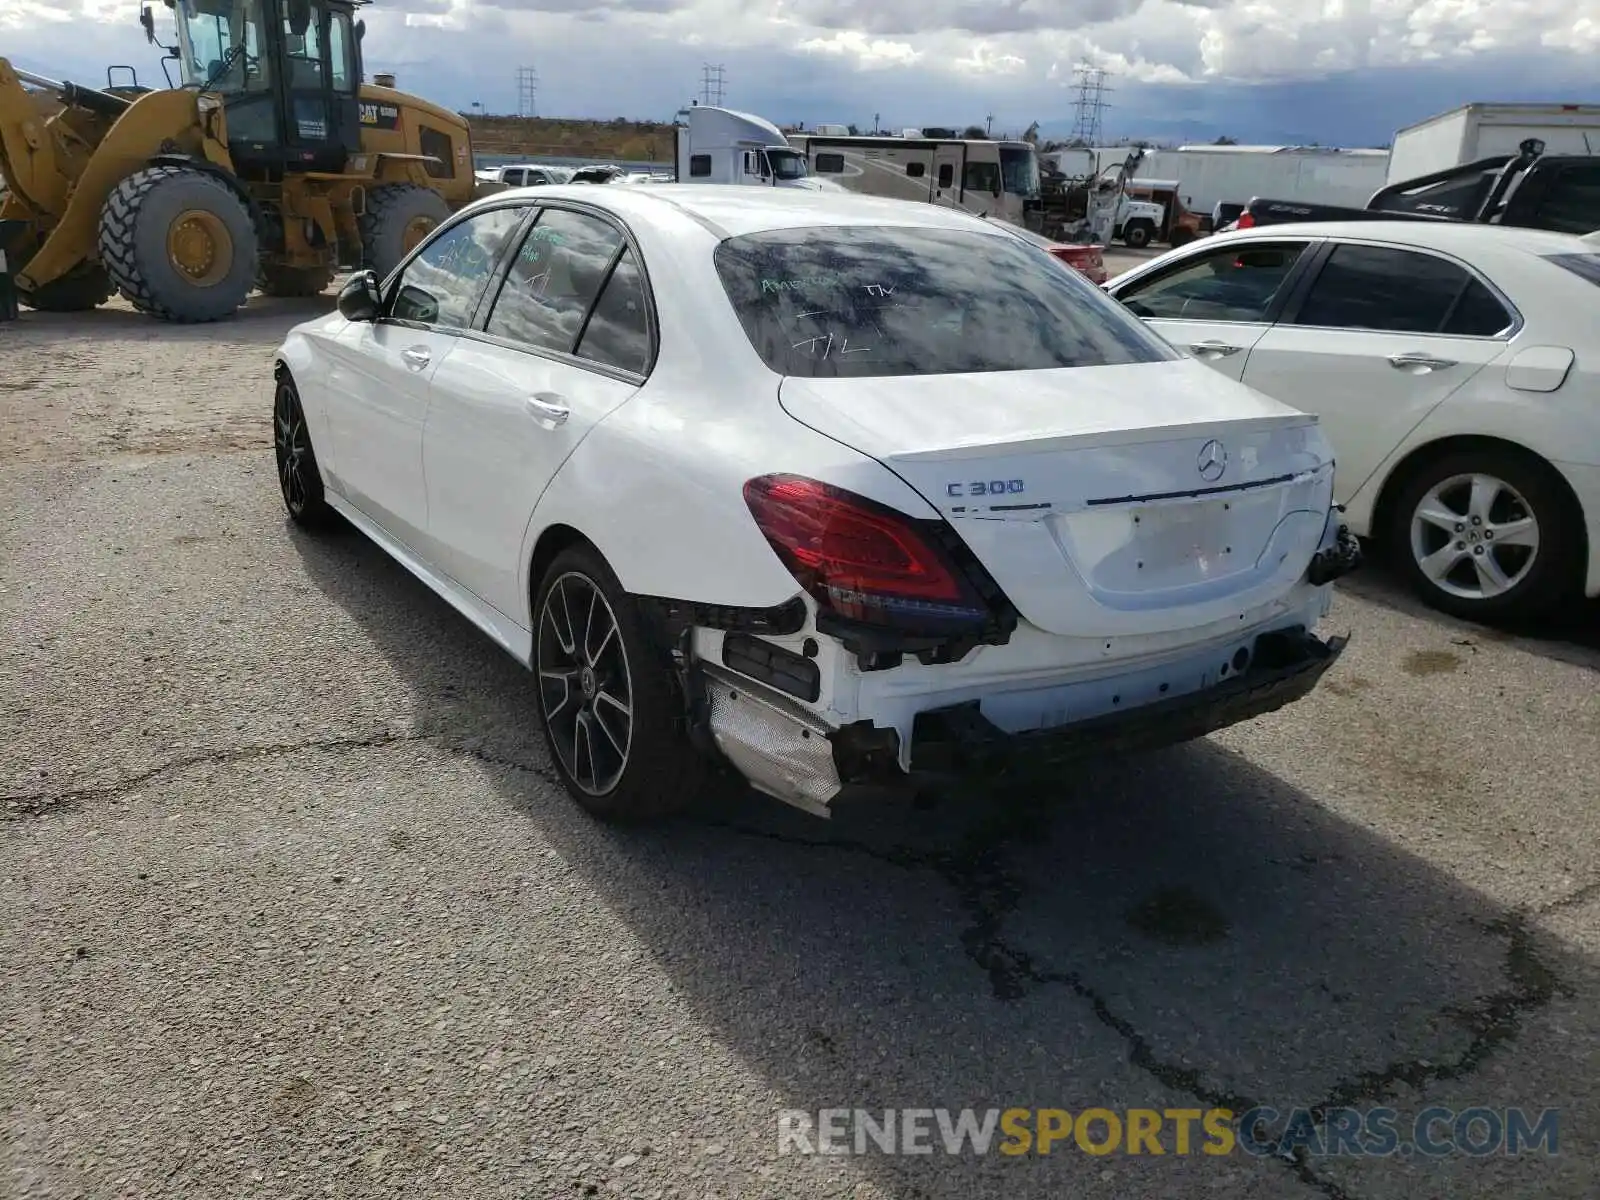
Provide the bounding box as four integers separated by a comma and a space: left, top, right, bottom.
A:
158, 0, 362, 174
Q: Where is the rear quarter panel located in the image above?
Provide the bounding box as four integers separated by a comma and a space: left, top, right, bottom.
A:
516, 202, 946, 621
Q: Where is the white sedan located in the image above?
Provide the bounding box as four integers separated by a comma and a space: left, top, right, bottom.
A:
1105, 221, 1600, 624
271, 185, 1359, 821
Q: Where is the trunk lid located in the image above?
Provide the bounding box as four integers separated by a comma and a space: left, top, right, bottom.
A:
780, 359, 1336, 639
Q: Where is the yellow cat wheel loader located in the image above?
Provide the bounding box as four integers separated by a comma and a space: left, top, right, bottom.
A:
0, 0, 479, 322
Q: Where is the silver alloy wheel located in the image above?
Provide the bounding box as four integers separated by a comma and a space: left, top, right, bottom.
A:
273, 382, 311, 514
1408, 471, 1541, 602
536, 571, 635, 796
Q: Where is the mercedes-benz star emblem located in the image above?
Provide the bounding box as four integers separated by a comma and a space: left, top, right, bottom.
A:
1197, 439, 1228, 482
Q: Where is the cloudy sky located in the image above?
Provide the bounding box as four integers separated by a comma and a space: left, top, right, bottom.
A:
3, 0, 1597, 145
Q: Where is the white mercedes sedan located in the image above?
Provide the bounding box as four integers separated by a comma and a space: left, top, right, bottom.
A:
271, 185, 1360, 822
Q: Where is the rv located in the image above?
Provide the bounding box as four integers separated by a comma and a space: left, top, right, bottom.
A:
783, 131, 1043, 227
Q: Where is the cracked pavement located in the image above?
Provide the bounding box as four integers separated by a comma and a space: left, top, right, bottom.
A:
3, 296, 1599, 1199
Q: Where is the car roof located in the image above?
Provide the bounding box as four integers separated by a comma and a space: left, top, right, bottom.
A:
1224, 220, 1592, 258
479, 182, 1006, 239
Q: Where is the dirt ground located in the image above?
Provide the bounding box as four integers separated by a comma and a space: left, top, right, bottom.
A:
2, 290, 1598, 1200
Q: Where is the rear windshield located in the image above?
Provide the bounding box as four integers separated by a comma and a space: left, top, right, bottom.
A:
711, 225, 1177, 378
1544, 252, 1600, 287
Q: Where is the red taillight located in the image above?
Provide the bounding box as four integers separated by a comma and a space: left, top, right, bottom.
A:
1235, 211, 1256, 229
742, 474, 991, 629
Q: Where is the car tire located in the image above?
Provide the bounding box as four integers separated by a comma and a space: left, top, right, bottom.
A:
1123, 221, 1153, 249
532, 544, 709, 822
1387, 447, 1580, 624
273, 371, 334, 529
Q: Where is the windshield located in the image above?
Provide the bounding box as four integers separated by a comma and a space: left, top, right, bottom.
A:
767, 149, 811, 181
712, 225, 1175, 379
174, 0, 272, 93
1000, 146, 1041, 198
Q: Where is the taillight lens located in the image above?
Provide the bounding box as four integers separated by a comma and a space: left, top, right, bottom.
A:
743, 474, 991, 630
1235, 211, 1256, 229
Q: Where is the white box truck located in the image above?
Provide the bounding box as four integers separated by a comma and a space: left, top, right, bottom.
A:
1386, 103, 1600, 184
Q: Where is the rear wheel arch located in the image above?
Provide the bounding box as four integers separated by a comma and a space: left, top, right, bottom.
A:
527, 523, 596, 620
1370, 434, 1589, 618
1370, 434, 1586, 560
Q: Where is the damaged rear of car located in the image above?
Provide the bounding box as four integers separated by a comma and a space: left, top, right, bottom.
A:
692, 222, 1360, 816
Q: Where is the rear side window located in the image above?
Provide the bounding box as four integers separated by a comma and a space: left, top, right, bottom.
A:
711, 225, 1177, 379
1293, 244, 1509, 335
574, 248, 652, 375
419, 124, 455, 180
815, 153, 845, 174
483, 208, 623, 354
1117, 242, 1308, 323
689, 154, 711, 177
1522, 165, 1600, 235
905, 161, 925, 178
1545, 252, 1600, 286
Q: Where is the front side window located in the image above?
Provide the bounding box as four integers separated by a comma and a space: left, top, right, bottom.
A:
712, 225, 1177, 379
1291, 244, 1499, 334
1118, 242, 1308, 322
963, 160, 1000, 195
388, 207, 525, 329
175, 0, 271, 93
767, 150, 810, 181
483, 208, 624, 355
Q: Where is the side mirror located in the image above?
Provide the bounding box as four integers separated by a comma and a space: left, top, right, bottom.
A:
355, 17, 365, 40
337, 271, 382, 322
287, 0, 311, 36
140, 4, 155, 42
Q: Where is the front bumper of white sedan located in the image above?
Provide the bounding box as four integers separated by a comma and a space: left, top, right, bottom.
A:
685, 514, 1361, 817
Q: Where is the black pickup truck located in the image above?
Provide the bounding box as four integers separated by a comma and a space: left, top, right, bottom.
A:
1226, 139, 1600, 236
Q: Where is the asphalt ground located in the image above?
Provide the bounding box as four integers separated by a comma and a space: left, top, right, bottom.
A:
2, 292, 1597, 1200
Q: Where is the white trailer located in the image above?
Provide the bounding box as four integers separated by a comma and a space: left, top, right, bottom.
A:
1051, 146, 1390, 222
1386, 103, 1600, 184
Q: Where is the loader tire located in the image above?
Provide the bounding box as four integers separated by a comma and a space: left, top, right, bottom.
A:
99, 166, 258, 323
19, 264, 116, 313
257, 264, 335, 298
359, 184, 452, 281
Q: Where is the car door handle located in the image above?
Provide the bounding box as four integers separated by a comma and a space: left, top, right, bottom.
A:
1189, 340, 1242, 358
1388, 352, 1457, 372
525, 393, 569, 426
401, 346, 431, 371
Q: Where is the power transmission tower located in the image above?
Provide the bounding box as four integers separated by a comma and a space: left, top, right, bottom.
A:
1069, 59, 1112, 145
699, 64, 726, 107
516, 66, 539, 118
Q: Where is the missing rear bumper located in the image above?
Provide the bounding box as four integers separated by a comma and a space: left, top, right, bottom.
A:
908, 625, 1347, 778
